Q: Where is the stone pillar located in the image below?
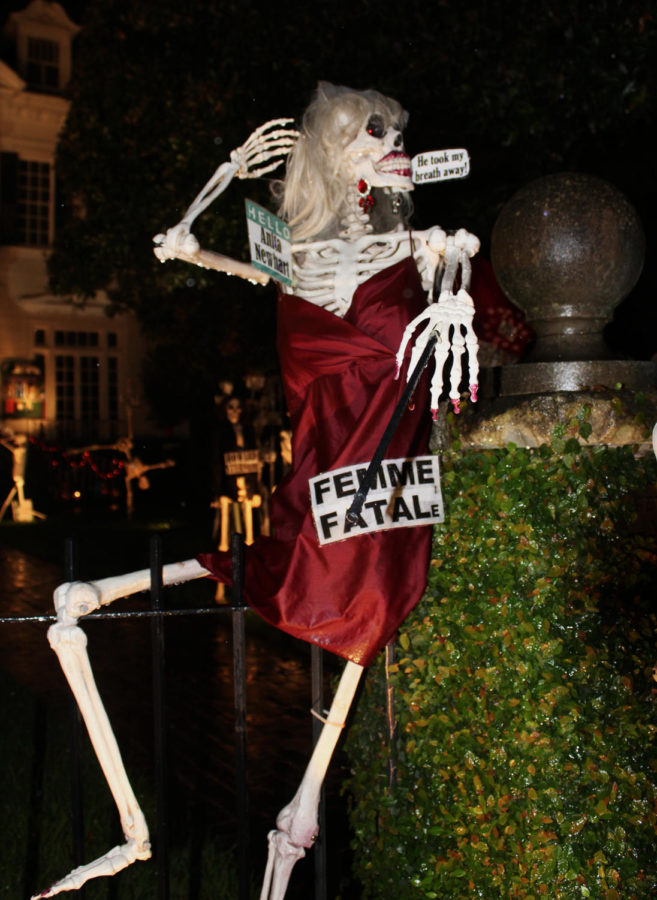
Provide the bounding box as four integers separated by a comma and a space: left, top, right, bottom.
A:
441, 172, 657, 450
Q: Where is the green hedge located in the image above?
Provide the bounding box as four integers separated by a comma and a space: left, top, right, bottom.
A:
346, 419, 657, 898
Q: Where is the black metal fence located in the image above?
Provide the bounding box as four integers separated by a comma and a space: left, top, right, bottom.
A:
1, 533, 329, 900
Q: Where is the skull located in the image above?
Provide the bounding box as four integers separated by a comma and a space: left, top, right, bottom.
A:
225, 398, 242, 424
341, 112, 413, 192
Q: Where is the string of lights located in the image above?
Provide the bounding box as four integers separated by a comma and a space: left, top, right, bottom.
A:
28, 436, 126, 481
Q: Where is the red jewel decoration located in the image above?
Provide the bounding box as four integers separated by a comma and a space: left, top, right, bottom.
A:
357, 178, 373, 210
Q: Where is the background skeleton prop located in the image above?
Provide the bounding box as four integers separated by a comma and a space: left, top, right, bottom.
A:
0, 429, 46, 522
38, 83, 480, 900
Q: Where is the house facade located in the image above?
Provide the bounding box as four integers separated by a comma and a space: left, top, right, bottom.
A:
0, 0, 152, 443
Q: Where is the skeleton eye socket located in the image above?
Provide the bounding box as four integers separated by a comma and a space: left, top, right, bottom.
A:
366, 114, 386, 139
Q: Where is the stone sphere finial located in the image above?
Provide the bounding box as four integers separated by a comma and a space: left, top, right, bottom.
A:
491, 172, 645, 362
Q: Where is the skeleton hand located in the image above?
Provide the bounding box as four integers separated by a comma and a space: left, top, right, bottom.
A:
394, 227, 480, 417
396, 288, 479, 419
153, 221, 200, 263
153, 119, 297, 274
452, 227, 480, 258
230, 118, 299, 179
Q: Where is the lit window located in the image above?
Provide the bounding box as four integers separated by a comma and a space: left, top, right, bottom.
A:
18, 161, 50, 246
26, 37, 60, 91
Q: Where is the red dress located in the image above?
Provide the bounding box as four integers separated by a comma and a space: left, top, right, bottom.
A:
198, 256, 433, 666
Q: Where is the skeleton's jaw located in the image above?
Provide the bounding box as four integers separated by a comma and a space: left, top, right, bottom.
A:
375, 151, 413, 189
345, 153, 413, 192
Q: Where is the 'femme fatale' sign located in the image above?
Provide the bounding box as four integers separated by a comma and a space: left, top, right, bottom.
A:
310, 455, 444, 545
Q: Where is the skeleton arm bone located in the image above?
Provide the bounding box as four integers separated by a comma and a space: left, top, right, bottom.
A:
153, 119, 298, 284
154, 241, 272, 284
34, 560, 210, 898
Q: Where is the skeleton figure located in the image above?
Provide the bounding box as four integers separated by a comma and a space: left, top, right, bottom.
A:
154, 84, 480, 408
38, 84, 479, 900
66, 436, 175, 518
0, 429, 45, 522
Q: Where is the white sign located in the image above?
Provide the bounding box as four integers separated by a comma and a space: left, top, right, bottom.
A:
224, 449, 260, 475
309, 455, 444, 546
245, 199, 292, 285
411, 149, 470, 184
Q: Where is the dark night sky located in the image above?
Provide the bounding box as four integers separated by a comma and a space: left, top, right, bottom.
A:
3, 0, 656, 359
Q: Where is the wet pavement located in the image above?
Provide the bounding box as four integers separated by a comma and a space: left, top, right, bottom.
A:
0, 537, 356, 897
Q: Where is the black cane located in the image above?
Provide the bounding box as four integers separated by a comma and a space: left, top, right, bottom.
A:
345, 333, 437, 526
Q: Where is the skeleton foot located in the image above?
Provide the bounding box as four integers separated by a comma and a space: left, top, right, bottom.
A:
32, 839, 151, 898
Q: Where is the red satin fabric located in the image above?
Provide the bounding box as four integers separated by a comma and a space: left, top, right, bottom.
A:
198, 256, 433, 666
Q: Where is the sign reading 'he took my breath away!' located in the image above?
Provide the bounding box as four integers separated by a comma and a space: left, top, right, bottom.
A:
411, 149, 470, 183
310, 455, 444, 545
245, 200, 293, 285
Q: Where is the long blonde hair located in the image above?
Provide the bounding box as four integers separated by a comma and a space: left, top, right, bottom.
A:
275, 83, 410, 241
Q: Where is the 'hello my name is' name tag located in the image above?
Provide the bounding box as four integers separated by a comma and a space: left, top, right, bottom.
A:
245, 199, 293, 286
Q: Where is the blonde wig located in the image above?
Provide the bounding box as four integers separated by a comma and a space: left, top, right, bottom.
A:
275, 82, 410, 241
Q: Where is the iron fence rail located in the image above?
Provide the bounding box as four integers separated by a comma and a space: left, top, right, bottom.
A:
2, 533, 328, 900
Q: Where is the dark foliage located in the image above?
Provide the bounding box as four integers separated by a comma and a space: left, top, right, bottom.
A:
47, 0, 657, 423
346, 413, 657, 897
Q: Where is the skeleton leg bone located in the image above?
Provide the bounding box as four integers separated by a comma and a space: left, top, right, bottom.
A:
34, 622, 151, 898
36, 623, 151, 897
0, 483, 17, 521
242, 494, 262, 546
34, 561, 209, 898
259, 660, 364, 900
